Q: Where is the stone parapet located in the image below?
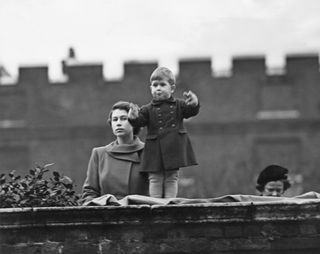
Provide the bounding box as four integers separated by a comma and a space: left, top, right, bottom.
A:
1, 201, 320, 253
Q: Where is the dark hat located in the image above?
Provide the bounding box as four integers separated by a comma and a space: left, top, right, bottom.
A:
257, 164, 289, 186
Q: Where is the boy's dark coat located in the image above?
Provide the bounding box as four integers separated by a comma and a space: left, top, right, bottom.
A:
129, 97, 199, 172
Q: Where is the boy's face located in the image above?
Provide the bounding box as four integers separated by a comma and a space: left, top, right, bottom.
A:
150, 78, 175, 101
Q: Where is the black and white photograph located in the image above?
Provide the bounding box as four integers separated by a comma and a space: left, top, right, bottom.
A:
1, 0, 320, 253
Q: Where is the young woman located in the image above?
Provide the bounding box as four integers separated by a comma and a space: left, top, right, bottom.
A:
81, 101, 148, 205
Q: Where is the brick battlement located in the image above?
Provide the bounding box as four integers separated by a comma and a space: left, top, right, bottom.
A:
1, 201, 320, 253
1, 52, 319, 125
0, 53, 319, 86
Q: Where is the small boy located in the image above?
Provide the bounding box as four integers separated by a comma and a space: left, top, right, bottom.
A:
128, 66, 199, 198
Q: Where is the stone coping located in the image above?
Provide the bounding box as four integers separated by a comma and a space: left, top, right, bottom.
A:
1, 200, 320, 229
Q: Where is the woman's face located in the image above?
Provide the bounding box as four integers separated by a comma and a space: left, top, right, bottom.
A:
111, 109, 133, 137
262, 181, 284, 197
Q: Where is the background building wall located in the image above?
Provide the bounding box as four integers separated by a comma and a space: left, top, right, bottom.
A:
0, 53, 319, 197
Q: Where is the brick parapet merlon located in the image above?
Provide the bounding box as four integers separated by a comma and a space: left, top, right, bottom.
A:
0, 53, 318, 89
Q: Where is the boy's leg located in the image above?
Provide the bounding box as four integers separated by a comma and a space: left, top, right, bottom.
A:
148, 172, 164, 198
164, 170, 179, 198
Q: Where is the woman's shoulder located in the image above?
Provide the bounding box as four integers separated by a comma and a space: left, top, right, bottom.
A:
135, 137, 145, 150
91, 145, 110, 155
140, 103, 152, 112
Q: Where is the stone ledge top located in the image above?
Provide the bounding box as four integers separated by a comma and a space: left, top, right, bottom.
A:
1, 199, 320, 229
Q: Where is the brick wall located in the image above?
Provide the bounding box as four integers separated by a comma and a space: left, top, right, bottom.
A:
1, 53, 320, 197
1, 201, 320, 253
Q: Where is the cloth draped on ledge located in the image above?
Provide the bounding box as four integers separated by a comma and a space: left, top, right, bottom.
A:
83, 191, 320, 206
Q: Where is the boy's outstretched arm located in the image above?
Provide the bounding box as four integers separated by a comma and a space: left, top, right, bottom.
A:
128, 103, 149, 127
128, 103, 140, 120
182, 90, 200, 118
183, 90, 199, 107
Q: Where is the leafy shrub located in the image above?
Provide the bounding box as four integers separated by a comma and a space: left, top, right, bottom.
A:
0, 164, 80, 208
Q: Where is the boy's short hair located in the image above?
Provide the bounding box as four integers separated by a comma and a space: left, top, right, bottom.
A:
150, 66, 176, 86
108, 101, 141, 135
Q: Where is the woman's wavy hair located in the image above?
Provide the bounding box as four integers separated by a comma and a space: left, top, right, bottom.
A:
107, 101, 141, 136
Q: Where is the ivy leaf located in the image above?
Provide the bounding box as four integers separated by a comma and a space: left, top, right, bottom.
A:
53, 171, 60, 178
44, 163, 55, 168
9, 171, 16, 178
21, 182, 28, 189
61, 176, 73, 185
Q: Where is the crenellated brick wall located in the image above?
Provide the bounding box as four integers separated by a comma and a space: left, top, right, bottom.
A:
1, 54, 319, 125
1, 201, 320, 253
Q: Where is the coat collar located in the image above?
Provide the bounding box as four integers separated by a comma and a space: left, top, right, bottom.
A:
151, 96, 176, 105
105, 137, 144, 162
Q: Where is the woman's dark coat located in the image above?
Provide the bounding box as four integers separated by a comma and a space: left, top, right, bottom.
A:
129, 97, 199, 172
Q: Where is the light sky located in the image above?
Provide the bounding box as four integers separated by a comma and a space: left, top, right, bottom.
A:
1, 0, 320, 80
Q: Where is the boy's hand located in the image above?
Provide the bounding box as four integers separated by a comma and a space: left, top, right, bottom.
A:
128, 103, 140, 119
183, 90, 198, 106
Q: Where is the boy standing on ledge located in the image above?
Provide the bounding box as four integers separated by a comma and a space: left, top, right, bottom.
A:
129, 66, 200, 198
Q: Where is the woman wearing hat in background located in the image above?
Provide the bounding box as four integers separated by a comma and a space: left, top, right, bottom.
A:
256, 164, 292, 197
